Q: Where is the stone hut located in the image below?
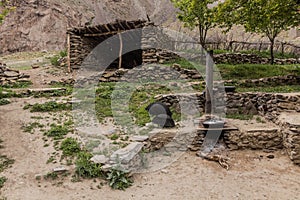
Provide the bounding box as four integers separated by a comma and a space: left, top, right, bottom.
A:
66, 19, 150, 71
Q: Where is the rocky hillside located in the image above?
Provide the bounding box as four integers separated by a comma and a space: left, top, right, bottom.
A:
0, 0, 177, 54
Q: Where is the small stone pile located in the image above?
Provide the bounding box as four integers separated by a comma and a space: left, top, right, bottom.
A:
0, 63, 30, 85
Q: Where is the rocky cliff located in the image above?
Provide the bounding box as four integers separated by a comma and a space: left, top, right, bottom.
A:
0, 0, 177, 54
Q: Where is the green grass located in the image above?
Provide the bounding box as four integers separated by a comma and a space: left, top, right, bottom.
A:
2, 81, 32, 89
0, 155, 14, 173
50, 50, 67, 66
75, 151, 103, 179
22, 122, 44, 133
226, 114, 254, 120
60, 138, 81, 156
0, 177, 7, 189
218, 64, 300, 80
0, 99, 10, 106
45, 124, 70, 140
24, 101, 72, 112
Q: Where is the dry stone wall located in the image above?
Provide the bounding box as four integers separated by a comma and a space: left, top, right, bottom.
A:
214, 53, 300, 65
0, 63, 30, 85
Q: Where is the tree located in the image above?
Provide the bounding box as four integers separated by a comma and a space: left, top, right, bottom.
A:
216, 0, 300, 64
171, 0, 218, 49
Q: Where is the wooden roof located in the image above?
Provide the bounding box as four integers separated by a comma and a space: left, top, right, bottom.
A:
67, 19, 149, 36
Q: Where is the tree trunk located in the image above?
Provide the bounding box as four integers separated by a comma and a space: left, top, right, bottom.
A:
199, 25, 206, 49
270, 38, 275, 65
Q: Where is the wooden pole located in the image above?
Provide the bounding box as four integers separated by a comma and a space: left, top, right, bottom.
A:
118, 30, 123, 69
67, 33, 71, 73
205, 50, 214, 115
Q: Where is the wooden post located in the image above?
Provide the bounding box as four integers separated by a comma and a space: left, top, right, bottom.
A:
205, 50, 214, 115
118, 30, 123, 69
67, 33, 71, 73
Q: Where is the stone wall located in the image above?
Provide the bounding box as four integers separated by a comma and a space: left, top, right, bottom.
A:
156, 92, 300, 123
214, 53, 300, 65
279, 113, 300, 165
0, 63, 30, 85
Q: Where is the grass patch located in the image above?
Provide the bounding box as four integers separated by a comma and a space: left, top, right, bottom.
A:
50, 50, 67, 66
0, 177, 7, 189
24, 101, 72, 112
218, 64, 300, 80
226, 114, 253, 120
22, 122, 44, 133
0, 155, 14, 176
2, 81, 32, 89
164, 57, 205, 70
60, 138, 81, 156
45, 124, 70, 140
0, 99, 10, 106
75, 151, 103, 179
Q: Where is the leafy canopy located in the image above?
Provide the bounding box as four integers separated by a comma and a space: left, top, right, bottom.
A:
171, 0, 218, 47
216, 0, 300, 41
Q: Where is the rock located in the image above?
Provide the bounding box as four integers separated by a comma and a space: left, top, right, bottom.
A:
130, 135, 149, 142
110, 142, 144, 164
91, 155, 109, 164
31, 64, 40, 69
267, 154, 275, 159
3, 70, 19, 77
53, 166, 68, 173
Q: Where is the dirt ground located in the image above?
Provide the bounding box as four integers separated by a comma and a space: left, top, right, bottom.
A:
1, 56, 300, 200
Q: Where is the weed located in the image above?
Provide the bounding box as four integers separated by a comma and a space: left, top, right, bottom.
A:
22, 122, 44, 133
2, 81, 32, 89
75, 151, 103, 179
0, 99, 10, 106
25, 101, 72, 112
60, 138, 81, 156
45, 124, 69, 140
0, 155, 14, 173
0, 177, 7, 189
106, 168, 133, 190
46, 156, 56, 164
256, 116, 266, 123
226, 114, 253, 120
110, 134, 119, 140
44, 172, 58, 180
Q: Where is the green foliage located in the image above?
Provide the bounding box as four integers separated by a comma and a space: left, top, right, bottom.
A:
45, 124, 70, 140
0, 99, 9, 106
171, 0, 218, 47
0, 177, 7, 189
25, 101, 72, 112
60, 138, 81, 156
218, 64, 300, 80
2, 81, 32, 89
216, 0, 300, 63
50, 50, 67, 66
226, 114, 253, 120
0, 155, 14, 173
43, 172, 58, 180
75, 151, 103, 178
22, 122, 44, 133
107, 168, 133, 190
0, 0, 14, 24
